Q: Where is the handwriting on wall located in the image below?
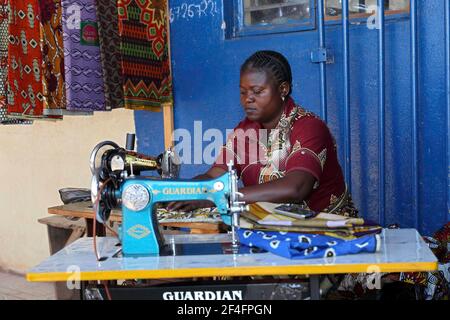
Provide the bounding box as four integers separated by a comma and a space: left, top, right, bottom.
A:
169, 0, 219, 23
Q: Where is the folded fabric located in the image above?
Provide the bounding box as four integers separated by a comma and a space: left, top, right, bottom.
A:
242, 210, 364, 229
241, 202, 382, 239
237, 228, 381, 260
248, 202, 364, 228
239, 220, 382, 240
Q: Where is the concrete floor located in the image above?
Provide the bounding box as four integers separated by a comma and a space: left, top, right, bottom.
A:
0, 271, 56, 300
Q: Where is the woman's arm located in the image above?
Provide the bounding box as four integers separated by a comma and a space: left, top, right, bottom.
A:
239, 170, 316, 204
192, 166, 228, 180
167, 169, 315, 211
166, 166, 227, 211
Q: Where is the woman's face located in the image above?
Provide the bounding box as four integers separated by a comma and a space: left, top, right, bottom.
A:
239, 69, 284, 128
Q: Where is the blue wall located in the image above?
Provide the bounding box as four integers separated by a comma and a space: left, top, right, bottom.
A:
135, 0, 449, 236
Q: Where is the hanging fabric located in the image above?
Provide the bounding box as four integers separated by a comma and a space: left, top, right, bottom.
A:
117, 0, 173, 111
61, 0, 105, 112
0, 0, 7, 111
237, 228, 380, 260
0, 0, 11, 123
95, 0, 123, 110
1, 0, 32, 125
39, 0, 66, 116
7, 0, 44, 118
6, 0, 59, 120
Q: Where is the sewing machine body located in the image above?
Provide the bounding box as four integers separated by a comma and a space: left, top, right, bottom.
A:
120, 173, 237, 256
90, 136, 247, 257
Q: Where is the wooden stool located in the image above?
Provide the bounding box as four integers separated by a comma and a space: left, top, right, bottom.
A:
38, 216, 86, 300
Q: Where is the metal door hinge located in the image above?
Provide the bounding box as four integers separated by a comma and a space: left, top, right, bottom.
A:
311, 48, 334, 64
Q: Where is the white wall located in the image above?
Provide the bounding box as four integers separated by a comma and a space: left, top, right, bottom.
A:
0, 109, 135, 273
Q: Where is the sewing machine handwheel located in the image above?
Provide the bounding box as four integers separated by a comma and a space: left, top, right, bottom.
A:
89, 141, 120, 174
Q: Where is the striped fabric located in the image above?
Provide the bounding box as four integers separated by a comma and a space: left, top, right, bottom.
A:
117, 0, 172, 111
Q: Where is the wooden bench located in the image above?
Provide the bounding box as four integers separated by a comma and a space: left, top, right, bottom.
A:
47, 201, 223, 234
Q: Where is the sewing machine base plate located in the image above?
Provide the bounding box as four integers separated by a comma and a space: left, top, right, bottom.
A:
116, 242, 265, 258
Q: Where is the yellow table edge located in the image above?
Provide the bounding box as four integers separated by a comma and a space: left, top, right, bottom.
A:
27, 261, 438, 282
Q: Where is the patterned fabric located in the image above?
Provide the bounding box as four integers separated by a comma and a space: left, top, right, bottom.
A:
213, 97, 357, 217
399, 271, 449, 300
333, 224, 450, 300
0, 107, 32, 124
432, 222, 450, 263
238, 228, 380, 260
117, 0, 172, 111
397, 223, 450, 300
0, 6, 32, 126
157, 207, 221, 223
39, 0, 66, 115
0, 0, 9, 122
95, 0, 123, 109
240, 202, 381, 240
62, 0, 105, 111
7, 0, 45, 118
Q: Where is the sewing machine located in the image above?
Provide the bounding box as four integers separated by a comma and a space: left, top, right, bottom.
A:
89, 134, 248, 256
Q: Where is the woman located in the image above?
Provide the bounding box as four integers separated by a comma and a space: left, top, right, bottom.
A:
168, 50, 357, 217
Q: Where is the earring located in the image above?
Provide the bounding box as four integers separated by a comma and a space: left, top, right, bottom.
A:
281, 96, 285, 102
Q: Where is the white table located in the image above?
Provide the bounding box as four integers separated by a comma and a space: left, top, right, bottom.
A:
27, 228, 437, 299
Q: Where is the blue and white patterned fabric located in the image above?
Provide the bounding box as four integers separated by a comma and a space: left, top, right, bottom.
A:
237, 228, 381, 260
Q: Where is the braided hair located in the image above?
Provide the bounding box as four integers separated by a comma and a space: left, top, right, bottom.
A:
240, 50, 293, 96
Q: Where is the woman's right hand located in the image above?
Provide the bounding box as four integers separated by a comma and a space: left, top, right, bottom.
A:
165, 167, 226, 212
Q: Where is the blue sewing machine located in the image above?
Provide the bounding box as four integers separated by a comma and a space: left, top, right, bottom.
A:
89, 134, 247, 256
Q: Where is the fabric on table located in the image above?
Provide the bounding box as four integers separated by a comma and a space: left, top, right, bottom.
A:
246, 203, 364, 228
240, 218, 382, 240
238, 202, 380, 240
117, 0, 172, 111
237, 228, 380, 260
95, 0, 123, 109
39, 0, 66, 115
62, 0, 106, 112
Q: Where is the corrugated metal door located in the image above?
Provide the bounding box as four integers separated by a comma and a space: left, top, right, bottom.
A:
135, 0, 449, 236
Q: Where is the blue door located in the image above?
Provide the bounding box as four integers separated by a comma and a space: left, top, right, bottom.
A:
135, 0, 449, 236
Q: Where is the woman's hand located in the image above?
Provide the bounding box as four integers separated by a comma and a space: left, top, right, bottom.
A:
165, 167, 226, 212
166, 200, 215, 212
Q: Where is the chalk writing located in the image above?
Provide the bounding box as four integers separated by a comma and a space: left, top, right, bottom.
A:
169, 0, 219, 23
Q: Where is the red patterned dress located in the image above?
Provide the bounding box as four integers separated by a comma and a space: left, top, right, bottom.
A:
213, 97, 357, 217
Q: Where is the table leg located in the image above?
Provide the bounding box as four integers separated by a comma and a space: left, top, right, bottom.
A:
85, 218, 106, 236
310, 275, 321, 300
